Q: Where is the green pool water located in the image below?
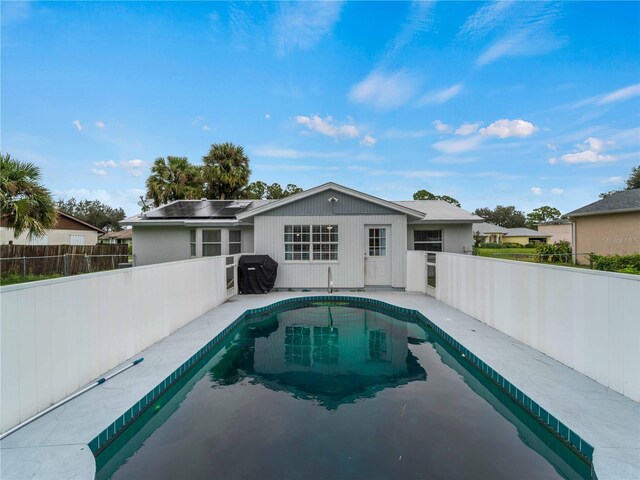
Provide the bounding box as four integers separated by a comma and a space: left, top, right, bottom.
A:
96, 303, 590, 479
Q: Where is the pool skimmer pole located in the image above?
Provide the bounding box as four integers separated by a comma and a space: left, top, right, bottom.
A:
0, 358, 144, 441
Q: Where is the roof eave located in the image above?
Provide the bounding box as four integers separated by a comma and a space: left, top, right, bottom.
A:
564, 207, 640, 218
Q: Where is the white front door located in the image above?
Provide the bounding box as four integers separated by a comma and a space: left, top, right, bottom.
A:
365, 225, 391, 286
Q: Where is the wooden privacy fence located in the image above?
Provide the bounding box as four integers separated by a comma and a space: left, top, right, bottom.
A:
0, 244, 129, 276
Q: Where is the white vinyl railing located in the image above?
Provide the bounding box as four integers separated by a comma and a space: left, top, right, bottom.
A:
0, 254, 241, 434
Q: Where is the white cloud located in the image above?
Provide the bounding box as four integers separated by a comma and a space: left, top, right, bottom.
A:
550, 188, 564, 195
432, 135, 484, 154
360, 135, 377, 147
202, 125, 210, 131
602, 176, 624, 184
420, 82, 464, 105
559, 137, 615, 164
295, 115, 359, 139
548, 157, 558, 165
265, 113, 271, 120
433, 120, 451, 133
72, 120, 83, 131
455, 123, 481, 136
273, 2, 342, 56
91, 169, 107, 176
479, 119, 537, 138
119, 159, 148, 177
530, 187, 542, 195
94, 160, 116, 168
348, 70, 419, 111
471, 3, 565, 67
380, 1, 433, 66
458, 1, 515, 38
597, 83, 640, 105
547, 143, 558, 151
95, 121, 105, 129
371, 169, 452, 179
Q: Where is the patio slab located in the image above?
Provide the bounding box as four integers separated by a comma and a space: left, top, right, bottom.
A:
1, 291, 638, 479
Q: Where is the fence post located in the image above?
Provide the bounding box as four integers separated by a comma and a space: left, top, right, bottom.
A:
64, 254, 68, 276
22, 256, 27, 276
84, 254, 89, 273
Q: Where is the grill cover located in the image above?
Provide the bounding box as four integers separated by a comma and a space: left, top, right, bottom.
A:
238, 255, 278, 294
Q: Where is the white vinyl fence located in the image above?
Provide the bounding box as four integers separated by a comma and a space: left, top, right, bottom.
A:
0, 255, 240, 434
431, 253, 640, 402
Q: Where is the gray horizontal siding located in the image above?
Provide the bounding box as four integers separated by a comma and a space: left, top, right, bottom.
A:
262, 189, 398, 216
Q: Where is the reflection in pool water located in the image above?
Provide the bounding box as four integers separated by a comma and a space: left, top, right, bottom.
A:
97, 305, 590, 480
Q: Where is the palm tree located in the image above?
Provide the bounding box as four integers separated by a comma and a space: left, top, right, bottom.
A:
145, 156, 203, 207
0, 153, 58, 239
202, 143, 251, 200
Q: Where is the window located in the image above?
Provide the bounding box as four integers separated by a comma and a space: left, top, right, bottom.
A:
368, 228, 386, 256
229, 229, 242, 255
369, 330, 388, 361
284, 225, 338, 261
190, 230, 196, 257
285, 326, 311, 366
414, 230, 443, 252
202, 229, 221, 256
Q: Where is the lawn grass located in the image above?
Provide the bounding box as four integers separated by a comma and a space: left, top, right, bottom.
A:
0, 273, 64, 286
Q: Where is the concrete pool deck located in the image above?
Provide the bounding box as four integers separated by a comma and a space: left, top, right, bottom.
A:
1, 291, 638, 480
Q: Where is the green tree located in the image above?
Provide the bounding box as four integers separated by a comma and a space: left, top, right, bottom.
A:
473, 205, 526, 228
244, 181, 268, 199
626, 165, 640, 190
413, 189, 461, 207
0, 153, 57, 239
145, 156, 203, 207
56, 198, 125, 232
202, 143, 251, 200
526, 206, 561, 228
599, 164, 640, 198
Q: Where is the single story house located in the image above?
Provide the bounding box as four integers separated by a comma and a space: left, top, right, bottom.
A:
564, 188, 640, 262
122, 182, 483, 289
502, 227, 552, 245
472, 222, 510, 244
537, 220, 573, 245
99, 228, 133, 247
0, 211, 104, 246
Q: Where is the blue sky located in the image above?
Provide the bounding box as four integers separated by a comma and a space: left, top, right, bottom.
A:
2, 1, 639, 216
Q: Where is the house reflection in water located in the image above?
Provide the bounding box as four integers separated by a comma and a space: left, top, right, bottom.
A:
209, 307, 427, 409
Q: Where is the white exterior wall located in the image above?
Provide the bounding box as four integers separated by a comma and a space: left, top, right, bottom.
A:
434, 253, 640, 402
406, 250, 428, 293
407, 223, 473, 253
254, 215, 407, 288
0, 227, 99, 245
0, 256, 234, 434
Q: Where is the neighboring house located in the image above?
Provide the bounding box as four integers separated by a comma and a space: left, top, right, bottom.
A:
0, 211, 104, 246
502, 227, 552, 245
537, 220, 573, 245
122, 182, 482, 289
472, 222, 510, 244
99, 229, 133, 247
564, 188, 640, 262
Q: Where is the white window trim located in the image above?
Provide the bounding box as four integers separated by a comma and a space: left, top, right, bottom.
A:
284, 224, 339, 263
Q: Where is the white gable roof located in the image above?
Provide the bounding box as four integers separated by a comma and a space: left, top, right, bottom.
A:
395, 201, 483, 223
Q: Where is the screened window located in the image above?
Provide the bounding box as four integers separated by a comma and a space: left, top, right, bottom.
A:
229, 229, 242, 255
202, 229, 222, 256
414, 230, 443, 252
190, 230, 196, 257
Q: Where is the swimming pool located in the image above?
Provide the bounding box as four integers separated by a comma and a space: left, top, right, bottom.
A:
94, 298, 591, 479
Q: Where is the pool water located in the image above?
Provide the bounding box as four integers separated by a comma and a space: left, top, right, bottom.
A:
96, 304, 590, 479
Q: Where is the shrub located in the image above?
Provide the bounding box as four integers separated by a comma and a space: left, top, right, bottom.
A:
589, 253, 640, 274
536, 240, 572, 263
503, 242, 523, 248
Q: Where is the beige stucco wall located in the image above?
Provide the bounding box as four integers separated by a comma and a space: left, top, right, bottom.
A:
503, 236, 531, 246
574, 211, 640, 262
0, 227, 99, 245
537, 224, 572, 245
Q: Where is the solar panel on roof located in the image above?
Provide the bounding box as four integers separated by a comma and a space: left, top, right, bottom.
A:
144, 200, 250, 219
